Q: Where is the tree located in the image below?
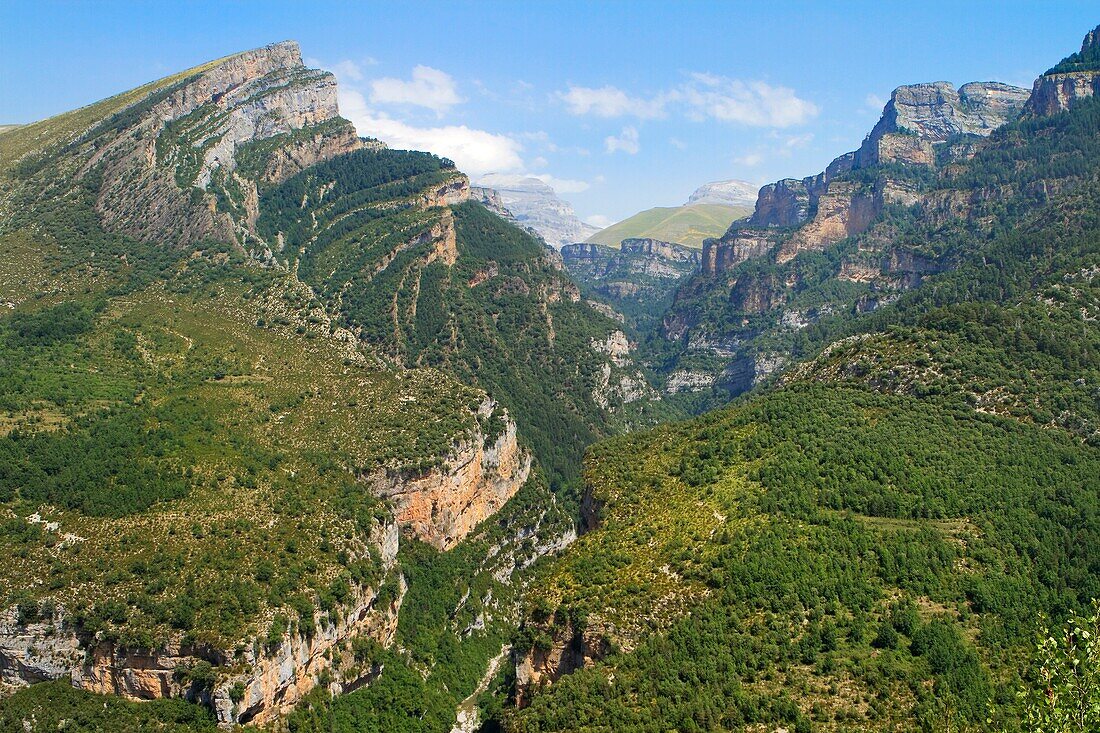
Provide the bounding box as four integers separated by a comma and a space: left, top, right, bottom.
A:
1015, 601, 1100, 733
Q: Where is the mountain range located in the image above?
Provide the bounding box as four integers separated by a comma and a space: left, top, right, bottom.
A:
2, 20, 1100, 733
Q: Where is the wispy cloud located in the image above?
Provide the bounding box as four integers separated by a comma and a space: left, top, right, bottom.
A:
369, 65, 462, 115
558, 74, 818, 128
584, 214, 615, 229
864, 93, 887, 111
681, 74, 818, 127
559, 86, 671, 119
605, 126, 640, 155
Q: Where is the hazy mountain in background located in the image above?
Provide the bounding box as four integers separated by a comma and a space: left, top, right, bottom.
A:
684, 179, 759, 207
472, 173, 598, 248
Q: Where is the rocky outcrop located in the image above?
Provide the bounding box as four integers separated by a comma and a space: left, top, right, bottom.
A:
560, 242, 606, 265
856, 82, 1029, 167
514, 620, 612, 707
470, 185, 514, 220
619, 238, 699, 264
369, 400, 531, 551
775, 181, 878, 263
0, 607, 83, 692
1025, 25, 1100, 116
43, 41, 363, 250
699, 78, 1030, 277
749, 178, 812, 228
0, 519, 403, 728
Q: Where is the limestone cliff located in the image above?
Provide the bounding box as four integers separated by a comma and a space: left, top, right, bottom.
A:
513, 619, 613, 707
856, 81, 1029, 166
1025, 25, 1100, 116
1, 519, 403, 728
369, 399, 531, 552
15, 41, 361, 251
703, 79, 1028, 275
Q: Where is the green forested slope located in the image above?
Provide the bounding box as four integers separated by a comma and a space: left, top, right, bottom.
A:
505, 52, 1100, 733
259, 150, 666, 490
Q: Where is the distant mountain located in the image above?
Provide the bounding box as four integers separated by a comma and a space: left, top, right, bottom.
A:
685, 179, 758, 207
586, 202, 752, 249
473, 174, 598, 248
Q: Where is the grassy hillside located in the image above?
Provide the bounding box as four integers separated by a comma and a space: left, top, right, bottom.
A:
586, 203, 751, 248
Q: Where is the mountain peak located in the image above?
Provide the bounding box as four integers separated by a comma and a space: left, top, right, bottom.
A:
685, 180, 758, 207
473, 174, 597, 248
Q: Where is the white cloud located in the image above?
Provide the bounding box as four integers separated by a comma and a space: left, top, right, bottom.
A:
584, 214, 615, 229
339, 89, 523, 177
558, 75, 817, 129
559, 85, 671, 119
683, 74, 818, 127
310, 57, 378, 83
605, 126, 640, 155
734, 152, 764, 167
669, 137, 687, 150
865, 93, 887, 111
783, 133, 813, 150
369, 65, 462, 114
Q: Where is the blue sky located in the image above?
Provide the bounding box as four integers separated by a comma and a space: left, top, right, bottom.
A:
2, 1, 1097, 224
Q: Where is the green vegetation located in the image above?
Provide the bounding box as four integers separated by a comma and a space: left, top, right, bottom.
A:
260, 150, 664, 491
509, 383, 1100, 731
586, 203, 751, 248
0, 681, 218, 732
1046, 25, 1100, 74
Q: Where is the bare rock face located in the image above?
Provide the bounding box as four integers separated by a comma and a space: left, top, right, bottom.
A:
514, 620, 612, 707
474, 175, 598, 249
858, 82, 1029, 165
369, 400, 531, 551
55, 41, 362, 250
776, 181, 878, 264
0, 608, 83, 691
749, 178, 812, 228
1025, 25, 1100, 116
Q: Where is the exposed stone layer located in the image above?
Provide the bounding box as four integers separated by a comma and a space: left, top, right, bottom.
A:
369, 400, 531, 551
1, 520, 403, 728
69, 41, 362, 249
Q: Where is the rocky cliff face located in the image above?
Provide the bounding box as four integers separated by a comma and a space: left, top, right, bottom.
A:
475, 174, 597, 248
1025, 25, 1100, 116
701, 78, 1029, 277
514, 619, 612, 707
27, 41, 361, 251
856, 81, 1029, 167
369, 399, 531, 552
665, 73, 1034, 399
562, 238, 701, 330
1, 519, 403, 727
